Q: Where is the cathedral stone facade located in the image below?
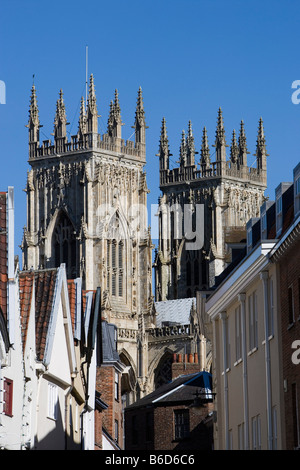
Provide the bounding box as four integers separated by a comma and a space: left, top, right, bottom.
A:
22, 77, 268, 402
154, 111, 268, 301
22, 76, 154, 401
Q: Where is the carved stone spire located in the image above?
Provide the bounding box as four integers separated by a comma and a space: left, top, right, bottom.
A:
238, 120, 249, 167
179, 130, 187, 167
78, 96, 87, 140
28, 84, 40, 144
107, 100, 114, 137
200, 127, 211, 170
107, 89, 123, 139
54, 89, 67, 140
254, 117, 268, 173
186, 121, 196, 166
214, 107, 227, 161
230, 129, 239, 164
158, 117, 171, 170
86, 74, 98, 135
133, 87, 147, 147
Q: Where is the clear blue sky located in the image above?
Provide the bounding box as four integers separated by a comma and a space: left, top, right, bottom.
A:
0, 0, 300, 263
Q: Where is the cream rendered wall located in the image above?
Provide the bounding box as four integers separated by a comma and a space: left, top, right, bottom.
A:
0, 278, 24, 450
47, 301, 72, 384
210, 260, 283, 450
23, 282, 38, 449
36, 376, 66, 449
36, 297, 73, 449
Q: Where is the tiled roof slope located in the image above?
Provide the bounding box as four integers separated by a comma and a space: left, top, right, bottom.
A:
67, 279, 76, 332
34, 269, 58, 362
19, 269, 58, 361
19, 271, 34, 353
0, 192, 7, 320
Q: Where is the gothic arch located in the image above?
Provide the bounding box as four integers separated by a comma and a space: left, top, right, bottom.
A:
119, 349, 137, 405
148, 348, 174, 391
104, 209, 130, 301
104, 206, 130, 242
46, 209, 77, 279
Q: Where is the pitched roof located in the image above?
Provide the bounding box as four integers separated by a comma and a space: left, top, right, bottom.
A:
34, 269, 59, 362
19, 271, 35, 353
67, 279, 77, 332
125, 371, 212, 410
19, 268, 58, 361
154, 298, 196, 327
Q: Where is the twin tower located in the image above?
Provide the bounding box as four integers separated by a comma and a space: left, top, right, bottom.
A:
22, 74, 268, 397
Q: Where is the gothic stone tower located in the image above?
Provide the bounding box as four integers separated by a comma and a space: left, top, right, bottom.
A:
154, 110, 268, 301
22, 76, 154, 400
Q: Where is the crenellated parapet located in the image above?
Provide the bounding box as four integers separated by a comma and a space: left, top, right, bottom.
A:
27, 75, 147, 162
158, 108, 268, 189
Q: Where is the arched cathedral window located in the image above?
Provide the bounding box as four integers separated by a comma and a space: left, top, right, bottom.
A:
106, 212, 125, 298
53, 211, 76, 279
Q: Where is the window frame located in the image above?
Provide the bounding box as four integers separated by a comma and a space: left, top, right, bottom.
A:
235, 305, 242, 363
174, 409, 190, 441
48, 382, 58, 421
248, 291, 258, 351
115, 371, 119, 402
3, 377, 13, 417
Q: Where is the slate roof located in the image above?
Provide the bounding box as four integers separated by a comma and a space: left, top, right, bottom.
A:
154, 298, 196, 327
125, 371, 212, 410
101, 321, 120, 363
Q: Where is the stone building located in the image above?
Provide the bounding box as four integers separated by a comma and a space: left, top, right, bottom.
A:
21, 78, 267, 404
154, 112, 268, 301
22, 77, 154, 401
205, 162, 300, 450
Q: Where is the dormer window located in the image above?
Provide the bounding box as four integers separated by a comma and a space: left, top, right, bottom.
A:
261, 213, 267, 236
260, 200, 275, 241
294, 162, 300, 218
296, 177, 300, 196
246, 217, 259, 253
247, 227, 252, 251
275, 182, 293, 238
276, 196, 282, 215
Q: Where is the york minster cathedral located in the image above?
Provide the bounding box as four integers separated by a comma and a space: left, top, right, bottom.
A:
22, 75, 268, 402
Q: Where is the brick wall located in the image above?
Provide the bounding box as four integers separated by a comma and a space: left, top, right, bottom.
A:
96, 365, 124, 448
171, 352, 201, 380
125, 407, 155, 451
94, 408, 103, 450
153, 403, 213, 450
279, 238, 300, 449
125, 353, 213, 450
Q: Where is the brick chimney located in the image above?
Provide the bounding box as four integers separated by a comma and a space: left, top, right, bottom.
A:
171, 352, 201, 380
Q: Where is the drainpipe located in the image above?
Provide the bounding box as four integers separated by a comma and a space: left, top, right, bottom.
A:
239, 293, 249, 449
260, 271, 273, 449
65, 382, 74, 450
219, 312, 229, 449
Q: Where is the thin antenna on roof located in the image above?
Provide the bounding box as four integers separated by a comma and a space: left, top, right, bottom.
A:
85, 45, 88, 109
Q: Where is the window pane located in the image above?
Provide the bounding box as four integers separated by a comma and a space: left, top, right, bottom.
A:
174, 410, 189, 440
3, 378, 13, 416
